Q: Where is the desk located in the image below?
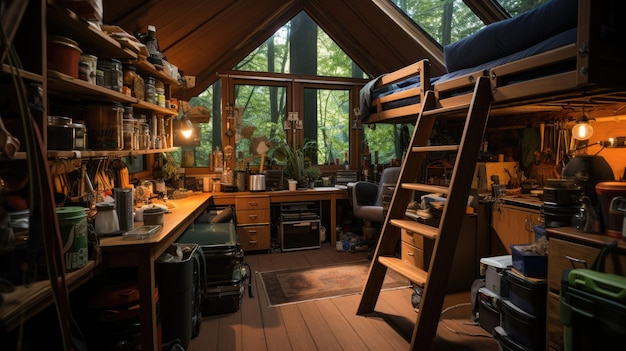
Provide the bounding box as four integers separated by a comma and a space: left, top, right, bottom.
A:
99, 193, 212, 351
97, 188, 348, 350
210, 187, 349, 246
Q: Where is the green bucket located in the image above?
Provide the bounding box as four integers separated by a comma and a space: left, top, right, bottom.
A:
56, 206, 88, 272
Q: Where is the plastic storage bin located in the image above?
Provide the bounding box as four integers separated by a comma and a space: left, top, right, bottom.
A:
510, 244, 547, 278
478, 286, 502, 334
560, 269, 626, 351
501, 299, 545, 350
480, 255, 511, 296
505, 269, 547, 316
494, 326, 535, 351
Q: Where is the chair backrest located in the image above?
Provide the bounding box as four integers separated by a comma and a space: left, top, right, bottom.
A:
375, 167, 401, 206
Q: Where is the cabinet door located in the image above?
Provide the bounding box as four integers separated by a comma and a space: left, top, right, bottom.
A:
491, 204, 540, 254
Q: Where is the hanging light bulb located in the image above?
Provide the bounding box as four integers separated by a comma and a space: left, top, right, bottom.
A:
572, 107, 593, 141
180, 114, 193, 139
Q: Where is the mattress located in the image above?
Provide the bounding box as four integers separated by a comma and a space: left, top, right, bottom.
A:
360, 27, 577, 122
359, 0, 579, 122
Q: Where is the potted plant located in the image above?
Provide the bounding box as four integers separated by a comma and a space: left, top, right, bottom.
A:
267, 124, 318, 187
160, 152, 182, 187
303, 165, 322, 188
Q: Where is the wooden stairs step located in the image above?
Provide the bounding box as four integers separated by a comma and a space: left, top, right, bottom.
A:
389, 219, 438, 240
378, 256, 428, 287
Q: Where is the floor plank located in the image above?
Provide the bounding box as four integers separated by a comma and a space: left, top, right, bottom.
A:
188, 243, 498, 351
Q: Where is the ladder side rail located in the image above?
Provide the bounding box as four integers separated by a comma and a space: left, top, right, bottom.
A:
357, 91, 440, 315
410, 76, 492, 349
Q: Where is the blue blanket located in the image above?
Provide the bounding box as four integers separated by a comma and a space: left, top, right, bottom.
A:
443, 0, 578, 73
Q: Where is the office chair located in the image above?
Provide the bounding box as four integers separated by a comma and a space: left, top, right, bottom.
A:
352, 167, 401, 223
351, 167, 401, 257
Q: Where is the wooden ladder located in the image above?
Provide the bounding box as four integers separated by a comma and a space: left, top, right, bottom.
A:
357, 76, 492, 351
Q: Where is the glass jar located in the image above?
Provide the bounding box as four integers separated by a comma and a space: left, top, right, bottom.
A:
123, 119, 136, 150
122, 65, 137, 96
83, 102, 124, 150
144, 77, 156, 105
97, 58, 123, 92
139, 123, 150, 150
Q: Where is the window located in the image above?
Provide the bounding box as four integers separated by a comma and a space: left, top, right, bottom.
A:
303, 87, 350, 165
389, 0, 485, 46
364, 123, 414, 166
233, 83, 287, 168
492, 0, 550, 17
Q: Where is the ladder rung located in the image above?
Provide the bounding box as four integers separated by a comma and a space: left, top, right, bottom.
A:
390, 219, 438, 240
378, 256, 427, 287
401, 183, 449, 194
411, 145, 459, 153
422, 103, 470, 116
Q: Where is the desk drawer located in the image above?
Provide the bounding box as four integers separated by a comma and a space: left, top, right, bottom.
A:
401, 241, 425, 269
235, 196, 270, 211
237, 225, 270, 251
401, 228, 425, 248
236, 209, 270, 225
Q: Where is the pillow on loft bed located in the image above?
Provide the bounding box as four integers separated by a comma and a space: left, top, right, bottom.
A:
443, 0, 578, 73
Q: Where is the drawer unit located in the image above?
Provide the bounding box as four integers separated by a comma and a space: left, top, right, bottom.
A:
237, 225, 271, 252
235, 195, 270, 252
546, 228, 626, 351
401, 215, 480, 292
401, 228, 425, 269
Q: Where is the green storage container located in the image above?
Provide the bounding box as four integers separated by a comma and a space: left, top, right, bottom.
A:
560, 269, 626, 351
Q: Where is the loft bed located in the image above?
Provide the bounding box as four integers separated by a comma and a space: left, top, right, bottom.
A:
359, 0, 626, 124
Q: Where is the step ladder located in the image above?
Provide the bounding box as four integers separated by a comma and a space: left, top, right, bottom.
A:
357, 76, 492, 351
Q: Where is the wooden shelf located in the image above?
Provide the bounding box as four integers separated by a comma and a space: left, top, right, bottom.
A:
47, 5, 136, 60
47, 147, 178, 159
1, 64, 43, 83
0, 260, 97, 333
47, 70, 178, 115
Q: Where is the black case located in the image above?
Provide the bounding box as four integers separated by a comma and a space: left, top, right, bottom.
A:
177, 221, 253, 315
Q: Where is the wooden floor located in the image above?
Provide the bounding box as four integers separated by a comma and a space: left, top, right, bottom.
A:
188, 243, 499, 351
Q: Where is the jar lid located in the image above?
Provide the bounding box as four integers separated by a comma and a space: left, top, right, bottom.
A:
48, 36, 82, 53
96, 202, 115, 211
56, 206, 87, 219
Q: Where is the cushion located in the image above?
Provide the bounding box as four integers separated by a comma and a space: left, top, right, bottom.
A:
443, 0, 578, 73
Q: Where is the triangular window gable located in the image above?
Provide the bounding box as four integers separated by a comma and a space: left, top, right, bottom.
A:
234, 11, 366, 79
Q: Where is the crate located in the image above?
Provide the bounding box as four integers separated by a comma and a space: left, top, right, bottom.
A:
505, 269, 547, 316
510, 244, 547, 278
480, 255, 511, 296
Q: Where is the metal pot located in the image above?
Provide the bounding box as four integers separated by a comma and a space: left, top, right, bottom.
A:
248, 174, 266, 191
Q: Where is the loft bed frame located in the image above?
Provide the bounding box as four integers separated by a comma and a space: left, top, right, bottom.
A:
361, 0, 626, 124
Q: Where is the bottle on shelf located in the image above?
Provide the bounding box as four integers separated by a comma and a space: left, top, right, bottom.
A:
213, 146, 223, 172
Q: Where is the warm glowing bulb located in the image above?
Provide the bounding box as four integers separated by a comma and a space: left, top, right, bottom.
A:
181, 128, 193, 138
572, 122, 593, 140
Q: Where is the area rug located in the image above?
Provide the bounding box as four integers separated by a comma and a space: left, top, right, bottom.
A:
258, 260, 410, 306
